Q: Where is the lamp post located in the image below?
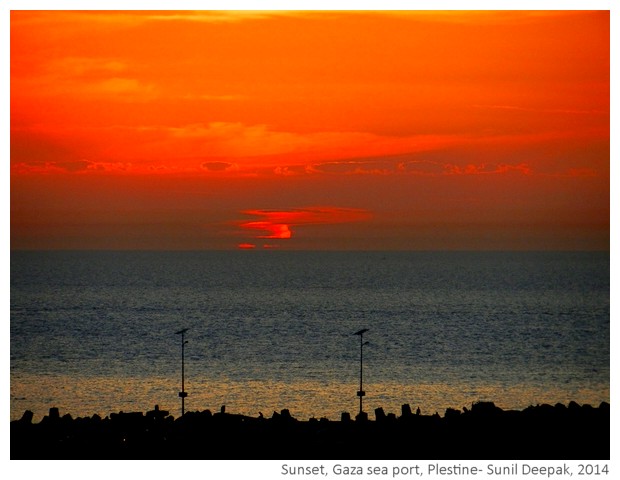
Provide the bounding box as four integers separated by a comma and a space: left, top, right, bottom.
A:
353, 328, 369, 416
175, 328, 189, 416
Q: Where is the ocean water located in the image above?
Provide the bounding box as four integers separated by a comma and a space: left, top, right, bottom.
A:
10, 251, 610, 421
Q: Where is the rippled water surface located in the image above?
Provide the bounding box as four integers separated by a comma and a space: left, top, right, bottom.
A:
10, 251, 609, 420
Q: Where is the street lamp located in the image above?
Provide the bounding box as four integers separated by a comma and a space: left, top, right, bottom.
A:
175, 328, 189, 416
353, 328, 369, 416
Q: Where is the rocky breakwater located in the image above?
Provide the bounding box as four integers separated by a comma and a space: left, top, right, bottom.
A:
11, 401, 609, 460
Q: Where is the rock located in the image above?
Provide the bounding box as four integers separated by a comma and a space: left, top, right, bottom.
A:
19, 410, 34, 424
375, 407, 386, 422
355, 411, 368, 422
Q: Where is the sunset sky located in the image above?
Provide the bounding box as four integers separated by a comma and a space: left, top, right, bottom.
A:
10, 10, 609, 250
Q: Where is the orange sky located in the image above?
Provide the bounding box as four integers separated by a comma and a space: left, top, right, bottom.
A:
10, 10, 609, 250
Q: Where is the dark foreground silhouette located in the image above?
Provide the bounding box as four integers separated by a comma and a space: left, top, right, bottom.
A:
11, 401, 609, 460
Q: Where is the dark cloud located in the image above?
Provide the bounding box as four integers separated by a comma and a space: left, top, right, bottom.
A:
397, 160, 446, 175
201, 161, 235, 171
311, 160, 393, 174
53, 160, 93, 172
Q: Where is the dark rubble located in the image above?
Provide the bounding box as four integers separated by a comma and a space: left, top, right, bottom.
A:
10, 401, 609, 460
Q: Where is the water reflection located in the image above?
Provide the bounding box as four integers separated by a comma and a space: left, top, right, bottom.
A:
11, 373, 610, 422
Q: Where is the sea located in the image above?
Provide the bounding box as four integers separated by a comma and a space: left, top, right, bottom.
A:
10, 250, 610, 422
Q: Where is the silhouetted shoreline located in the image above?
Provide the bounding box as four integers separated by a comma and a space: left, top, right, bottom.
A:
11, 401, 609, 460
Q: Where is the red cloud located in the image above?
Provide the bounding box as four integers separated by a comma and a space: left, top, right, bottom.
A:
242, 221, 292, 239
239, 207, 371, 241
